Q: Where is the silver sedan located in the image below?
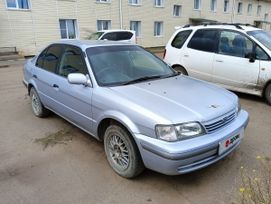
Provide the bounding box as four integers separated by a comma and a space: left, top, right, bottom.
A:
23, 40, 249, 178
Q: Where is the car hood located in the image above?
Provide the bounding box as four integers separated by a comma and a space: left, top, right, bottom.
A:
109, 76, 237, 124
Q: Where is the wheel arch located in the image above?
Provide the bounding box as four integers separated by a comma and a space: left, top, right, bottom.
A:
96, 112, 140, 141
262, 79, 271, 97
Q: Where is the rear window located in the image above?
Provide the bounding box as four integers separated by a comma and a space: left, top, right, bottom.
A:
171, 30, 192, 49
187, 29, 218, 53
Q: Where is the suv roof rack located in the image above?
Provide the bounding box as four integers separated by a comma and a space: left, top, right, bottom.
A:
182, 23, 255, 30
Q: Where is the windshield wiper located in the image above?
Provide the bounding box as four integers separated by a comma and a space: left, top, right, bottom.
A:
122, 75, 163, 85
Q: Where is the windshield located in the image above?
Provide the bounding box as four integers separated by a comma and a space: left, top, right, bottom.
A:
86, 45, 176, 86
247, 30, 271, 50
89, 32, 104, 40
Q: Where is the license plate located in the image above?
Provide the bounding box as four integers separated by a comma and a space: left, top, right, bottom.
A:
219, 129, 244, 155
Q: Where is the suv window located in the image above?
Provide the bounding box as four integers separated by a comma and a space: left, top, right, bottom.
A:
187, 29, 218, 52
101, 32, 133, 41
171, 30, 192, 49
256, 46, 269, 60
58, 45, 88, 77
218, 30, 253, 58
39, 45, 63, 72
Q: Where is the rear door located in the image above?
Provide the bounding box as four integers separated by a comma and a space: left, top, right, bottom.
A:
182, 29, 219, 81
53, 45, 94, 133
212, 30, 260, 90
33, 44, 63, 110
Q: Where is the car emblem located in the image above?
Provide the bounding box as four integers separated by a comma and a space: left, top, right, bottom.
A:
209, 104, 220, 108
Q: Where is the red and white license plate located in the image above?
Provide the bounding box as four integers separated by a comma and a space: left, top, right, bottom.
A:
219, 129, 244, 155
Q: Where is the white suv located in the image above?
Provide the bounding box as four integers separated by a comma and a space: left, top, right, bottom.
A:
164, 24, 271, 105
89, 30, 136, 43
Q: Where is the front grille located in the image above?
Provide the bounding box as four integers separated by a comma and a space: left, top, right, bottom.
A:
204, 111, 236, 133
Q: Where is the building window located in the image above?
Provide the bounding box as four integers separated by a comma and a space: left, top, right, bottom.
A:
194, 0, 201, 10
247, 3, 252, 15
130, 21, 141, 37
264, 13, 269, 21
237, 2, 243, 14
210, 0, 217, 12
97, 20, 111, 31
257, 5, 262, 16
173, 5, 182, 17
6, 0, 30, 9
154, 0, 164, 7
129, 0, 141, 5
224, 0, 229, 12
154, 21, 163, 37
59, 19, 77, 39
96, 0, 111, 3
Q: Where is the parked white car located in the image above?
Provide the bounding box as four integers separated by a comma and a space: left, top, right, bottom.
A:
164, 24, 271, 105
89, 30, 136, 43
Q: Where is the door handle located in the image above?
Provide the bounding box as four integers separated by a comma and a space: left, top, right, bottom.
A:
184, 54, 189, 57
33, 74, 37, 79
52, 84, 59, 88
215, 59, 223, 63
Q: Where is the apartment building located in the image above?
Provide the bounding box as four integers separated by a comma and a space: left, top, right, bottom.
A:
1, 0, 271, 55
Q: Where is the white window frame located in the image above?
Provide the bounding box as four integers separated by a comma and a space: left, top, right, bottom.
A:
128, 0, 141, 6
154, 0, 164, 7
96, 0, 111, 3
237, 1, 243, 14
59, 19, 78, 39
194, 0, 201, 10
210, 0, 217, 12
173, 5, 182, 17
5, 0, 31, 10
154, 21, 163, 37
257, 5, 262, 16
247, 3, 252, 15
130, 21, 141, 37
223, 0, 229, 13
97, 20, 112, 31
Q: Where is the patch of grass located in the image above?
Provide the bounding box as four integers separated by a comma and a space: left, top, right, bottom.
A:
236, 156, 271, 204
35, 129, 73, 150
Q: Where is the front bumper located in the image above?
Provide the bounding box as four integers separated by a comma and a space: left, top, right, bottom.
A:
134, 109, 249, 175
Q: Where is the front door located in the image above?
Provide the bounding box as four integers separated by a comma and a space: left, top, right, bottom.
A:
53, 45, 94, 134
212, 30, 260, 90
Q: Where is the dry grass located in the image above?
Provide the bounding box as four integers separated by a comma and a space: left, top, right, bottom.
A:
35, 129, 73, 149
236, 156, 271, 204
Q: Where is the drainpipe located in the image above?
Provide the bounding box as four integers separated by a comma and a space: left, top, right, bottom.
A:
119, 0, 123, 29
231, 0, 236, 23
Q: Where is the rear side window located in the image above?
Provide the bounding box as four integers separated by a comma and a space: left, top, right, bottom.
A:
41, 45, 63, 72
36, 49, 47, 68
187, 29, 218, 52
171, 30, 192, 49
115, 32, 133, 40
101, 32, 133, 41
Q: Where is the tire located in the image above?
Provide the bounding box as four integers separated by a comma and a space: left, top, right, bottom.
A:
104, 124, 144, 178
173, 65, 188, 75
30, 88, 50, 117
264, 83, 271, 105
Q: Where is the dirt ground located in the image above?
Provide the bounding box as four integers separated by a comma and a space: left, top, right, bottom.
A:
0, 60, 270, 204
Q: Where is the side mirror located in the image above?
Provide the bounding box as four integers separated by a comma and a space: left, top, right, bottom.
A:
68, 73, 91, 86
245, 52, 256, 63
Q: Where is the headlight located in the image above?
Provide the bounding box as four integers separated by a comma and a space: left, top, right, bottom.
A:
155, 122, 205, 142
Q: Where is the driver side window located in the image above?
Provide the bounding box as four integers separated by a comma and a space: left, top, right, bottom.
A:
57, 46, 88, 77
218, 31, 253, 58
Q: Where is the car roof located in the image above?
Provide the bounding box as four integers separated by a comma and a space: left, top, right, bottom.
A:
50, 40, 134, 50
177, 24, 262, 32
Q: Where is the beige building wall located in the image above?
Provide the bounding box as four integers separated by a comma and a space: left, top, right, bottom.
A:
0, 0, 271, 55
